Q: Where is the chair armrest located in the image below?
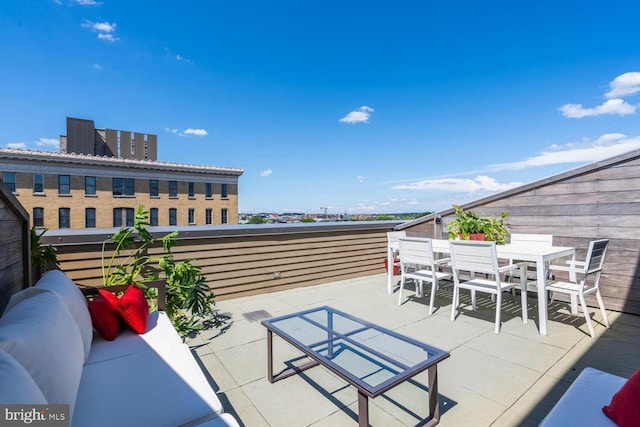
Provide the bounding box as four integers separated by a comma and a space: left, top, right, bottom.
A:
499, 263, 523, 274
549, 264, 581, 274
566, 260, 586, 267
434, 257, 451, 266
79, 280, 166, 311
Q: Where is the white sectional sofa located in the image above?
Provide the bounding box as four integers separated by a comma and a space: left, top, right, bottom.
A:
0, 270, 240, 427
539, 367, 626, 426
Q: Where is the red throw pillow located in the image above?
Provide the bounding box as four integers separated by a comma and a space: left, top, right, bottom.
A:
117, 284, 149, 334
88, 293, 121, 341
603, 368, 640, 427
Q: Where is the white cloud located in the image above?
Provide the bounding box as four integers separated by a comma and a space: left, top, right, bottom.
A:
7, 142, 26, 149
82, 21, 119, 42
92, 63, 103, 70
605, 72, 640, 98
489, 134, 640, 171
164, 127, 178, 134
35, 138, 60, 148
93, 22, 115, 33
182, 128, 208, 137
560, 98, 636, 118
560, 71, 640, 118
339, 106, 374, 124
393, 176, 523, 193
98, 33, 119, 42
356, 176, 367, 183
75, 0, 102, 5
260, 169, 272, 177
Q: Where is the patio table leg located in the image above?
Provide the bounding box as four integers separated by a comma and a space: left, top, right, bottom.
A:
358, 390, 369, 427
267, 329, 273, 383
536, 259, 548, 335
520, 264, 528, 324
387, 246, 394, 294
425, 365, 440, 426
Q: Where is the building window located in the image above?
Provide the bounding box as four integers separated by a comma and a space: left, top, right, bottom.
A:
205, 208, 212, 225
205, 183, 213, 199
33, 208, 44, 227
113, 178, 135, 196
85, 208, 96, 228
221, 208, 228, 224
169, 208, 177, 226
33, 174, 44, 194
58, 175, 70, 195
59, 208, 70, 229
85, 176, 96, 195
168, 181, 178, 198
188, 208, 195, 224
113, 208, 135, 227
188, 182, 195, 198
150, 208, 159, 226
221, 183, 228, 199
149, 180, 159, 197
3, 172, 16, 193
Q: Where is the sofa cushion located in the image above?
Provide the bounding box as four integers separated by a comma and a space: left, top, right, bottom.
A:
0, 350, 47, 404
34, 270, 93, 364
0, 289, 84, 416
88, 292, 121, 341
73, 344, 224, 427
86, 311, 183, 365
602, 368, 640, 427
117, 284, 149, 334
540, 367, 625, 426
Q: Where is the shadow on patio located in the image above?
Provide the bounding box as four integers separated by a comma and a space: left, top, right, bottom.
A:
185, 274, 639, 427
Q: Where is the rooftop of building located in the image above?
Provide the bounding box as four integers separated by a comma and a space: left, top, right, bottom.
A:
0, 147, 244, 176
185, 273, 639, 426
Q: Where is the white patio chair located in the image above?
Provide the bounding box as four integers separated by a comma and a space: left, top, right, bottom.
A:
386, 231, 406, 293
449, 240, 525, 334
507, 233, 554, 295
387, 231, 406, 265
547, 239, 611, 338
397, 237, 452, 315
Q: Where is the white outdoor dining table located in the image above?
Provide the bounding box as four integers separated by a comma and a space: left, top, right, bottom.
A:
387, 238, 576, 336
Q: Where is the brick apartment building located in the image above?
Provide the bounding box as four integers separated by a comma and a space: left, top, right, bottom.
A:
0, 117, 243, 229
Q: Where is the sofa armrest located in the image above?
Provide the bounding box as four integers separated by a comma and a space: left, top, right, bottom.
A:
79, 280, 166, 311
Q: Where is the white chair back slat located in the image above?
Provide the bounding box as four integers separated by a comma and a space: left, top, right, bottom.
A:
398, 237, 434, 267
449, 240, 499, 276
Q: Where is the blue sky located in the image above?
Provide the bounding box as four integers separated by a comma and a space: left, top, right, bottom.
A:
2, 1, 640, 215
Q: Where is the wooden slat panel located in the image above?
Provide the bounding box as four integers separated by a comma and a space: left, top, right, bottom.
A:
0, 180, 30, 312
52, 226, 393, 301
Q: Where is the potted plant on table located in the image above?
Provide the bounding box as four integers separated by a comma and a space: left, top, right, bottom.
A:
447, 205, 510, 244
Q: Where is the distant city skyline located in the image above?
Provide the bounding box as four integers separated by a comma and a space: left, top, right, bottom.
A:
2, 2, 640, 214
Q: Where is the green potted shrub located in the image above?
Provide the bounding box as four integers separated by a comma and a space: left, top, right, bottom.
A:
101, 204, 217, 336
447, 205, 509, 244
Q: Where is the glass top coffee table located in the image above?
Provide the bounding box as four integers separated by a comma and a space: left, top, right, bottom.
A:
262, 306, 450, 426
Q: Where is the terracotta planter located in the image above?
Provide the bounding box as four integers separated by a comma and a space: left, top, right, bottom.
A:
384, 258, 401, 275
460, 233, 485, 241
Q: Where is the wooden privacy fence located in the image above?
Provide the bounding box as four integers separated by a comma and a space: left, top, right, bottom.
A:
400, 150, 640, 315
43, 222, 402, 301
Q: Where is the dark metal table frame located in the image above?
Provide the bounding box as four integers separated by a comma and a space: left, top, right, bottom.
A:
262, 306, 450, 427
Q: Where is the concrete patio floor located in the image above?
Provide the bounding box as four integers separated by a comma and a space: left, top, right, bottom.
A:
185, 274, 640, 426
